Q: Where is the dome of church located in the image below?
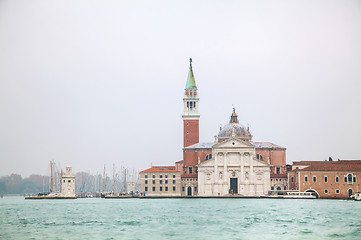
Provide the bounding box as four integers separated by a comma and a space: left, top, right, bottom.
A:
218, 109, 252, 140
218, 123, 248, 138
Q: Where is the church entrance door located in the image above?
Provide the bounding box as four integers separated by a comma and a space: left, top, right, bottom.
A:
230, 178, 238, 194
187, 186, 192, 196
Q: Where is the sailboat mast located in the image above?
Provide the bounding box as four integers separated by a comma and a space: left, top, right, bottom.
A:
112, 163, 116, 192
50, 161, 54, 193
103, 164, 106, 192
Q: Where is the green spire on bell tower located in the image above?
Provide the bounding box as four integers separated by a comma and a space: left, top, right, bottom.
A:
185, 58, 197, 90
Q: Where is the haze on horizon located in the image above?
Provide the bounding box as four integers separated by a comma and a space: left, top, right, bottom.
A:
1, 0, 361, 177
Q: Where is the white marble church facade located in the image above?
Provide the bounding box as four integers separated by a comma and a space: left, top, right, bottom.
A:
198, 138, 271, 197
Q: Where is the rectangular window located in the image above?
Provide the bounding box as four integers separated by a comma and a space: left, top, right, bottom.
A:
271, 187, 274, 190
324, 176, 328, 183
165, 175, 168, 178
173, 186, 176, 191
189, 167, 192, 174
304, 176, 308, 182
173, 180, 176, 184
152, 187, 155, 191
145, 187, 148, 191
291, 177, 294, 182
276, 167, 280, 174
145, 175, 148, 178
344, 176, 347, 182
160, 175, 163, 178
182, 186, 185, 192
173, 174, 176, 178
152, 180, 155, 184
160, 180, 162, 184
353, 176, 356, 182
160, 187, 162, 191
165, 180, 168, 184
145, 180, 148, 184
63, 180, 65, 183
165, 186, 168, 191
194, 186, 197, 192
153, 175, 155, 178
335, 176, 339, 182
313, 176, 317, 182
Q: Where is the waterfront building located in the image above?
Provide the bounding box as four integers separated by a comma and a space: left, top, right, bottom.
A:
139, 59, 287, 196
139, 166, 181, 196
288, 160, 361, 199
61, 166, 75, 197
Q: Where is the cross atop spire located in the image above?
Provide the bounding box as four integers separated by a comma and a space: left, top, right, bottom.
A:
185, 58, 197, 90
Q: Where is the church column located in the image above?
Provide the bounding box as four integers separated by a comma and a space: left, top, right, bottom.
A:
250, 153, 254, 180
214, 152, 218, 195
223, 152, 227, 182
214, 152, 218, 182
240, 152, 244, 183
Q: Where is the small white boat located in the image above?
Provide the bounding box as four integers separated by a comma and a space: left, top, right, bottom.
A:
354, 193, 361, 201
283, 192, 316, 199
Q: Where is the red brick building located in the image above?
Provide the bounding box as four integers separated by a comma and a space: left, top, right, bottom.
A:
288, 160, 361, 199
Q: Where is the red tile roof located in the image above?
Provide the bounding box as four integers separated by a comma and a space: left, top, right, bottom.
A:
292, 160, 361, 172
270, 174, 287, 178
301, 164, 361, 172
140, 166, 179, 173
181, 173, 198, 178
293, 160, 361, 165
253, 142, 286, 149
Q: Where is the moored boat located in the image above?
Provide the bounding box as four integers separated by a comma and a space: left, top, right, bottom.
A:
283, 192, 316, 199
354, 193, 361, 201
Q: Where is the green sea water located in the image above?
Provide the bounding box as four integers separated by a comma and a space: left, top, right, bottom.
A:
1, 196, 360, 240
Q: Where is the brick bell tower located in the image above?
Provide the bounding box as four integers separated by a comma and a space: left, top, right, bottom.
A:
183, 58, 200, 148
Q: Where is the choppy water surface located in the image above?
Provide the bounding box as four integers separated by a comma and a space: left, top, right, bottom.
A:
1, 197, 360, 239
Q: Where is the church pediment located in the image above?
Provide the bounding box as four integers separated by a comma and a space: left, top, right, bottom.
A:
213, 138, 255, 150
198, 159, 215, 167
253, 159, 271, 167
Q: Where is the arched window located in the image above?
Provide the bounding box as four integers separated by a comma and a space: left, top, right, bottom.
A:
205, 154, 212, 160
348, 173, 353, 184
256, 154, 263, 160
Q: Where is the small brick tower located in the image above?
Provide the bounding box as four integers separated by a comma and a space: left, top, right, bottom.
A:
182, 58, 200, 148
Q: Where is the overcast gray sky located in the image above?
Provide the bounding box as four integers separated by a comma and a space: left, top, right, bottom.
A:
1, 0, 361, 177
